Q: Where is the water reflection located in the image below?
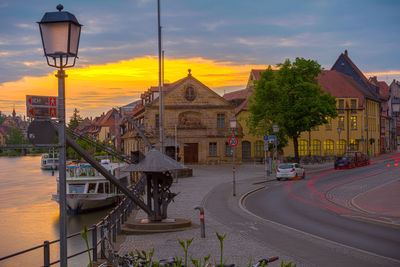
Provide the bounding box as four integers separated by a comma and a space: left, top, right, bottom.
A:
0, 156, 112, 266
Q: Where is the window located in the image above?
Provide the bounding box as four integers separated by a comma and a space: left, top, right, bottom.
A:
325, 117, 332, 130
338, 99, 344, 113
155, 114, 159, 128
209, 142, 217, 156
338, 116, 345, 129
69, 184, 85, 194
98, 183, 104, 193
185, 86, 196, 101
311, 140, 321, 155
254, 141, 264, 158
351, 99, 357, 113
351, 116, 357, 130
225, 142, 233, 156
324, 140, 334, 155
88, 183, 97, 193
105, 182, 110, 194
298, 140, 308, 156
337, 140, 346, 155
217, 114, 225, 128
350, 139, 359, 151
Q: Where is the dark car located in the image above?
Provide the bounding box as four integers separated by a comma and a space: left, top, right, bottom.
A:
334, 151, 369, 169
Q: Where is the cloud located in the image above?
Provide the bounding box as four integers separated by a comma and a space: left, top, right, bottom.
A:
0, 56, 265, 118
22, 61, 42, 67
202, 20, 225, 31
16, 24, 36, 30
364, 70, 400, 76
258, 16, 317, 27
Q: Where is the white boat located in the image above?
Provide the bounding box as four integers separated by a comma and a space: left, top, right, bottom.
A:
52, 159, 130, 214
41, 153, 59, 170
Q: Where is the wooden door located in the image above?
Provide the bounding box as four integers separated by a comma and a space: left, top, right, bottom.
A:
184, 143, 198, 164
242, 141, 251, 161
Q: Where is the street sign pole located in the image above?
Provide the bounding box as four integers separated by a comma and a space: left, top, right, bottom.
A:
57, 68, 67, 266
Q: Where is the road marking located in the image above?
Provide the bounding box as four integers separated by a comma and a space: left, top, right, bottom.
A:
239, 187, 400, 264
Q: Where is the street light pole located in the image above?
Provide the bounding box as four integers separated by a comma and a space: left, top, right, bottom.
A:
337, 126, 342, 156
57, 64, 67, 265
38, 5, 81, 266
157, 0, 164, 154
230, 117, 237, 197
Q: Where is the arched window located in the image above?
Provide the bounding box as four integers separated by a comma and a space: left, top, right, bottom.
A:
254, 141, 263, 158
298, 140, 308, 156
324, 139, 334, 155
349, 139, 359, 151
337, 140, 346, 155
311, 140, 321, 155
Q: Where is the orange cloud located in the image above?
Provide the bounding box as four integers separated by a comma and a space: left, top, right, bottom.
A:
0, 56, 266, 118
364, 70, 400, 76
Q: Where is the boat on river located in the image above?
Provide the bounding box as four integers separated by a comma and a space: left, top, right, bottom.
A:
41, 152, 59, 170
52, 159, 130, 214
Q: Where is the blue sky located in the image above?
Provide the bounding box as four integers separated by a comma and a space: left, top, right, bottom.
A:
0, 0, 399, 117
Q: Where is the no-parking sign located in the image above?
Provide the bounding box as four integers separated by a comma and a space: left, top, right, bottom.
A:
228, 137, 238, 147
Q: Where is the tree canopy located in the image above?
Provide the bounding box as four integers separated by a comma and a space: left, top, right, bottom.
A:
248, 57, 337, 161
68, 108, 83, 131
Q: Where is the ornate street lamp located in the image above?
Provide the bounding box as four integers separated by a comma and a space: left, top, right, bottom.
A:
38, 4, 82, 68
230, 117, 237, 196
38, 5, 81, 266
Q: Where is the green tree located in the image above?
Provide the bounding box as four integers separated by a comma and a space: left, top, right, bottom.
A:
5, 124, 27, 145
248, 58, 337, 162
68, 108, 83, 132
0, 114, 6, 125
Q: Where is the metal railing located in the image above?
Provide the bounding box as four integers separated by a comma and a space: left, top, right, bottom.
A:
0, 175, 146, 266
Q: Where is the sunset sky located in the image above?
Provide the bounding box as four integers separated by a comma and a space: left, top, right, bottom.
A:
0, 0, 399, 119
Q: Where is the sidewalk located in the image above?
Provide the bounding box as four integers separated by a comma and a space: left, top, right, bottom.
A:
118, 164, 295, 266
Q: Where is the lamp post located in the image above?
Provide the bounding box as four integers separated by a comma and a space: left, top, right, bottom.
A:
337, 126, 342, 156
273, 124, 279, 170
38, 5, 81, 267
230, 117, 237, 196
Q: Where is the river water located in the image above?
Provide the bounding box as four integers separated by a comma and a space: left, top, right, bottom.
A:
0, 155, 111, 266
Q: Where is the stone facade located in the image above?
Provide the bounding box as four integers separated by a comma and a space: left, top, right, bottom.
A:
121, 71, 242, 165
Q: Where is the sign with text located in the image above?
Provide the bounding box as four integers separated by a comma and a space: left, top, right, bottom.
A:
26, 95, 57, 107
26, 95, 58, 118
27, 106, 57, 118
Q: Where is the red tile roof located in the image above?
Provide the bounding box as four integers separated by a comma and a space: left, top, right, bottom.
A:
318, 70, 376, 106
223, 88, 249, 101
251, 69, 264, 81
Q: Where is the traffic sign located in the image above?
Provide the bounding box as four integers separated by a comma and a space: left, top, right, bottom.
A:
268, 135, 276, 143
264, 140, 269, 151
229, 137, 238, 147
27, 95, 57, 107
27, 106, 58, 118
263, 135, 268, 141
26, 95, 58, 118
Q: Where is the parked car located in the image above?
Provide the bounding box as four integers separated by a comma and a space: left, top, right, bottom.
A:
334, 151, 370, 169
276, 163, 305, 180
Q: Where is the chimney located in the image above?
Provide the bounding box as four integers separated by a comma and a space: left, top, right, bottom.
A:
344, 50, 348, 57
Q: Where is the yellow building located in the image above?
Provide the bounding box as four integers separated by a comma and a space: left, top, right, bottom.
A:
228, 69, 381, 161
223, 70, 265, 162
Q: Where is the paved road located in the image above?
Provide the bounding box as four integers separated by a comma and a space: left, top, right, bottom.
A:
240, 160, 400, 266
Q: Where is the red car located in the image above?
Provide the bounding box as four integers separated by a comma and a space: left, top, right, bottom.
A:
334, 151, 369, 169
